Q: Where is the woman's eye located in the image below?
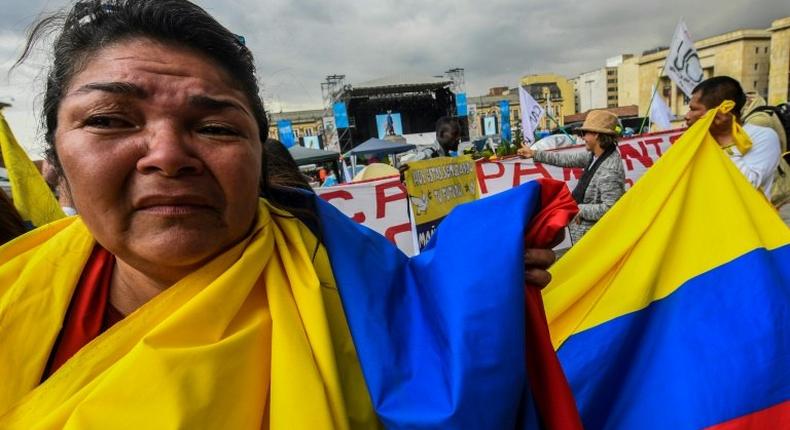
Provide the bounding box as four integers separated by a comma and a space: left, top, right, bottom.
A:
83, 115, 133, 129
199, 124, 241, 136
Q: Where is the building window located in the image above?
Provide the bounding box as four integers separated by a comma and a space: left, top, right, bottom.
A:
765, 47, 769, 54
754, 63, 758, 71
755, 47, 759, 54
754, 81, 758, 89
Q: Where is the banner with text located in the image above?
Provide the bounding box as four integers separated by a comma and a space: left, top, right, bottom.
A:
316, 129, 684, 256
316, 176, 416, 255
404, 156, 479, 249
476, 130, 684, 197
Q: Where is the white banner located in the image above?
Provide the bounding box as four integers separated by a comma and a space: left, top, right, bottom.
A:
476, 130, 684, 197
666, 19, 703, 97
316, 176, 416, 255
519, 86, 544, 144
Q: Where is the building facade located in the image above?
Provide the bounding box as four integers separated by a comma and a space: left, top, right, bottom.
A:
575, 56, 631, 112
768, 17, 790, 104
519, 73, 576, 129
267, 109, 324, 143
617, 25, 780, 123
467, 88, 520, 139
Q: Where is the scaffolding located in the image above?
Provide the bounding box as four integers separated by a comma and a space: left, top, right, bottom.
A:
320, 74, 350, 152
444, 67, 466, 95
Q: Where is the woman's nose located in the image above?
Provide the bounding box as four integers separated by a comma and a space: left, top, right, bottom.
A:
136, 124, 204, 177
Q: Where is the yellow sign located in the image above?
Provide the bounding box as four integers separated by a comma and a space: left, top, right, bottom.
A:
404, 155, 478, 225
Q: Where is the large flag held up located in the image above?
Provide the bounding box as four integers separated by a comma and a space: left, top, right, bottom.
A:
0, 111, 64, 227
520, 86, 545, 145
543, 101, 790, 429
665, 19, 703, 97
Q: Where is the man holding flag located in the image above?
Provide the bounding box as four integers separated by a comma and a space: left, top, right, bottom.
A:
684, 76, 781, 198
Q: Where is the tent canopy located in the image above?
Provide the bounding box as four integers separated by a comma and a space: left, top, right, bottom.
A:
347, 138, 416, 157
287, 145, 340, 166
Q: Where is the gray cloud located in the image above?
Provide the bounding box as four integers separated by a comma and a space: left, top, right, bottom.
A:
1, 0, 788, 154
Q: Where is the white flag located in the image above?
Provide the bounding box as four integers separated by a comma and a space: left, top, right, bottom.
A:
649, 86, 673, 130
519, 86, 544, 144
665, 19, 703, 97
341, 159, 353, 183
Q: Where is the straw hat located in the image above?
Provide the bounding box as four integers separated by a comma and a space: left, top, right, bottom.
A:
578, 110, 619, 136
353, 163, 399, 181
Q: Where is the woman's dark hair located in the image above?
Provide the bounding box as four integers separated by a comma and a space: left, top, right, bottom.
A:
0, 189, 28, 245
598, 133, 619, 151
262, 139, 312, 192
16, 0, 321, 236
16, 0, 267, 181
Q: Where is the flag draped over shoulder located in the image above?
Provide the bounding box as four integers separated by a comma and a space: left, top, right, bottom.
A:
0, 200, 379, 429
0, 112, 64, 226
543, 101, 790, 429
318, 178, 579, 429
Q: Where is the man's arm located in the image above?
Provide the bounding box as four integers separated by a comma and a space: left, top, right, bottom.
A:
730, 126, 781, 191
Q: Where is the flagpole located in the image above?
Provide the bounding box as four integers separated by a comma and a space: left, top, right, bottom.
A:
543, 112, 577, 144
638, 60, 668, 135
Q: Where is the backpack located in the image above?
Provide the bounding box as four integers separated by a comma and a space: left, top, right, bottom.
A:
743, 103, 790, 207
743, 103, 790, 153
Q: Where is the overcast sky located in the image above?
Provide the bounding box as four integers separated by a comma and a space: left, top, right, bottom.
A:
1, 0, 788, 156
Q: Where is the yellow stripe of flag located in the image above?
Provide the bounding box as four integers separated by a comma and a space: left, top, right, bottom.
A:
0, 111, 64, 227
543, 101, 790, 349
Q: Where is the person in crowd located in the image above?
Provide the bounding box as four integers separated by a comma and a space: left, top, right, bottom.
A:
435, 116, 462, 156
0, 1, 567, 427
321, 169, 338, 187
518, 110, 626, 245
684, 76, 781, 199
0, 188, 27, 245
261, 138, 312, 191
406, 116, 462, 162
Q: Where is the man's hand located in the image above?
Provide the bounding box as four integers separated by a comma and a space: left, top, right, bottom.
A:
517, 143, 534, 159
398, 163, 410, 182
524, 248, 555, 287
709, 111, 735, 148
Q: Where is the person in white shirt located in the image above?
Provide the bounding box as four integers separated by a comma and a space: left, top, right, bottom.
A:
684, 76, 780, 198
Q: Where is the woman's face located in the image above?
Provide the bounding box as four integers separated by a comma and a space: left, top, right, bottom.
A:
582, 131, 600, 152
54, 38, 262, 281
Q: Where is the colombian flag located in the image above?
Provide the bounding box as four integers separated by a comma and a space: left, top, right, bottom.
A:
317, 178, 579, 428
0, 111, 64, 227
543, 102, 790, 429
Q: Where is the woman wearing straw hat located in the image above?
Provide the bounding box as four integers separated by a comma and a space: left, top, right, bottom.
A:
519, 109, 626, 246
